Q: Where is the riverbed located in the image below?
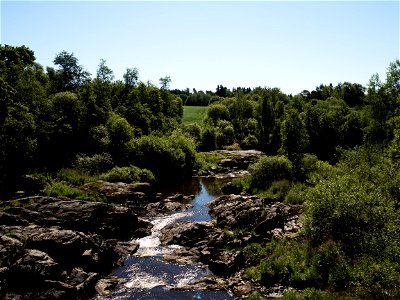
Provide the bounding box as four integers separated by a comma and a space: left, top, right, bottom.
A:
98, 177, 234, 300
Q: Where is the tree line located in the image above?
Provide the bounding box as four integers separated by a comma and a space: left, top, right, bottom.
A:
0, 45, 184, 193
0, 43, 399, 195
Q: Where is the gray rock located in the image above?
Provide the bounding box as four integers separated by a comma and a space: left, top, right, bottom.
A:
0, 212, 29, 226
81, 181, 155, 203
6, 196, 151, 239
160, 221, 220, 248
95, 277, 121, 296
208, 250, 244, 276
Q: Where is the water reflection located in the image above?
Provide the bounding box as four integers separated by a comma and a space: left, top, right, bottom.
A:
98, 177, 233, 300
160, 177, 230, 222
159, 177, 230, 198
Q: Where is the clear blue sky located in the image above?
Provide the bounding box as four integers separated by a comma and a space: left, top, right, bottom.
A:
1, 1, 399, 94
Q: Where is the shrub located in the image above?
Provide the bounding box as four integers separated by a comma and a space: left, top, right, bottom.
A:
284, 182, 308, 205
304, 173, 399, 258
200, 126, 216, 151
351, 257, 400, 299
283, 288, 343, 300
215, 121, 235, 148
245, 239, 320, 289
230, 176, 251, 193
246, 293, 266, 300
183, 123, 202, 146
248, 155, 293, 190
100, 165, 155, 184
127, 135, 196, 184
241, 134, 259, 150
195, 152, 227, 173
75, 152, 114, 174
260, 179, 291, 201
56, 168, 98, 186
206, 103, 230, 125
43, 181, 98, 201
89, 125, 110, 151
300, 153, 336, 184
106, 112, 134, 162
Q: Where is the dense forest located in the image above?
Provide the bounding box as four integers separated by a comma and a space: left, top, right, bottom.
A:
1, 44, 400, 299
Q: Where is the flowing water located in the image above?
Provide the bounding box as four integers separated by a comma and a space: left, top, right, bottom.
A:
99, 177, 234, 300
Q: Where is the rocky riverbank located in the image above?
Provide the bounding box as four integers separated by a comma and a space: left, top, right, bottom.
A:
0, 150, 303, 299
0, 195, 153, 299
159, 193, 303, 298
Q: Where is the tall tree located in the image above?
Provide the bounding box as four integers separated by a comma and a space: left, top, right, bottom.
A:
96, 59, 114, 83
159, 76, 171, 90
123, 67, 139, 87
52, 50, 90, 91
280, 108, 309, 175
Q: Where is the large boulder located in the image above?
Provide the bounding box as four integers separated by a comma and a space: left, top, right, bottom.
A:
0, 224, 123, 299
0, 225, 115, 272
208, 194, 265, 229
208, 250, 244, 276
7, 249, 60, 289
160, 221, 222, 248
0, 212, 29, 226
0, 195, 151, 299
81, 181, 155, 204
3, 197, 151, 239
208, 194, 303, 239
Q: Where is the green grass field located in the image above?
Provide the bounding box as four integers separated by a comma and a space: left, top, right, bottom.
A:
182, 106, 208, 125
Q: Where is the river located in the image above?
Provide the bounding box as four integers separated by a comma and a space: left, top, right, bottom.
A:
98, 177, 234, 300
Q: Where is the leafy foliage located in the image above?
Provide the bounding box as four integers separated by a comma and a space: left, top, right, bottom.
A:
248, 155, 293, 190
127, 135, 196, 184
100, 165, 155, 184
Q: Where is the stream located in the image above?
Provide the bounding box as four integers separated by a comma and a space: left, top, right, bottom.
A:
99, 177, 234, 300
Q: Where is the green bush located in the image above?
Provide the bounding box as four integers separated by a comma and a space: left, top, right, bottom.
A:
230, 175, 251, 193
304, 173, 399, 258
246, 293, 266, 300
128, 135, 196, 184
200, 126, 216, 151
284, 182, 308, 205
183, 123, 202, 146
241, 134, 259, 150
56, 168, 98, 186
206, 103, 230, 125
283, 288, 345, 300
215, 121, 235, 148
245, 239, 320, 289
195, 152, 228, 173
301, 153, 336, 184
100, 165, 155, 184
259, 179, 291, 201
351, 257, 400, 299
75, 152, 114, 174
89, 125, 110, 151
248, 155, 293, 190
106, 112, 135, 162
43, 181, 98, 201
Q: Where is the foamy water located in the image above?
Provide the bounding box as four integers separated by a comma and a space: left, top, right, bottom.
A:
99, 178, 234, 299
134, 211, 193, 257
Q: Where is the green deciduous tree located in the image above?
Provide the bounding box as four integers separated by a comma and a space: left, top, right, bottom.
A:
51, 50, 90, 91
280, 108, 309, 174
96, 59, 114, 83
123, 67, 139, 87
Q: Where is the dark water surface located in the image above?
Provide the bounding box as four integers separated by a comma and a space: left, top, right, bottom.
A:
98, 178, 233, 300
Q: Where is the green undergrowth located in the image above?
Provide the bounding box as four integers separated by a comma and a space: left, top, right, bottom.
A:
195, 151, 228, 173
99, 165, 155, 184
43, 181, 102, 201
235, 147, 400, 299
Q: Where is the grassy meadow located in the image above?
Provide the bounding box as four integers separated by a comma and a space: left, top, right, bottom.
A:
182, 106, 208, 125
